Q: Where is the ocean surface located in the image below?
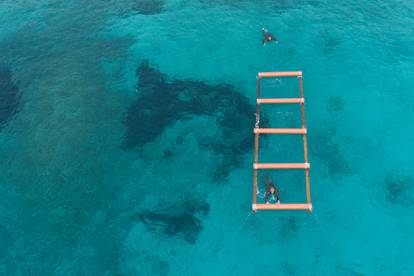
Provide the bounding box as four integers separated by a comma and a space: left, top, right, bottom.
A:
1, 0, 414, 275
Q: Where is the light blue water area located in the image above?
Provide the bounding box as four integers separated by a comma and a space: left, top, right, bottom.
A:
1, 0, 414, 275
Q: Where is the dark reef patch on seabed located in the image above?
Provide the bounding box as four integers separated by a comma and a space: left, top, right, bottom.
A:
313, 127, 352, 177
279, 217, 299, 239
132, 0, 164, 15
326, 96, 345, 113
123, 60, 258, 180
384, 174, 413, 206
162, 148, 174, 159
321, 33, 342, 58
335, 262, 364, 275
137, 199, 210, 244
281, 261, 297, 275
0, 224, 11, 258
142, 256, 169, 276
0, 64, 21, 129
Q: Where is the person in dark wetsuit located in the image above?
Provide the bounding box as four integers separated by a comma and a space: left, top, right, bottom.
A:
264, 180, 280, 204
262, 28, 277, 45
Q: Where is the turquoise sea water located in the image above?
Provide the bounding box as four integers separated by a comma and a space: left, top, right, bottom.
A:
1, 0, 414, 274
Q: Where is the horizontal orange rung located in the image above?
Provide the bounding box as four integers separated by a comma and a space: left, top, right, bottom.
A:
258, 71, 302, 78
254, 163, 310, 169
254, 128, 306, 134
257, 98, 304, 104
253, 203, 312, 211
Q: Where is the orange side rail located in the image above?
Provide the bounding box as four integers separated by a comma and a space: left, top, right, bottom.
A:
298, 75, 312, 204
253, 203, 312, 211
258, 71, 302, 78
252, 74, 261, 205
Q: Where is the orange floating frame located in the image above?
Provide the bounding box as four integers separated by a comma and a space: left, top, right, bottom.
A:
252, 71, 312, 212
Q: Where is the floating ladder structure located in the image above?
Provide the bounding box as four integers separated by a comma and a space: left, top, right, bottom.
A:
252, 71, 312, 212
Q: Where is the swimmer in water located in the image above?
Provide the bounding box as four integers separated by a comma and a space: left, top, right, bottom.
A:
262, 28, 277, 45
257, 178, 281, 204
264, 179, 280, 204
